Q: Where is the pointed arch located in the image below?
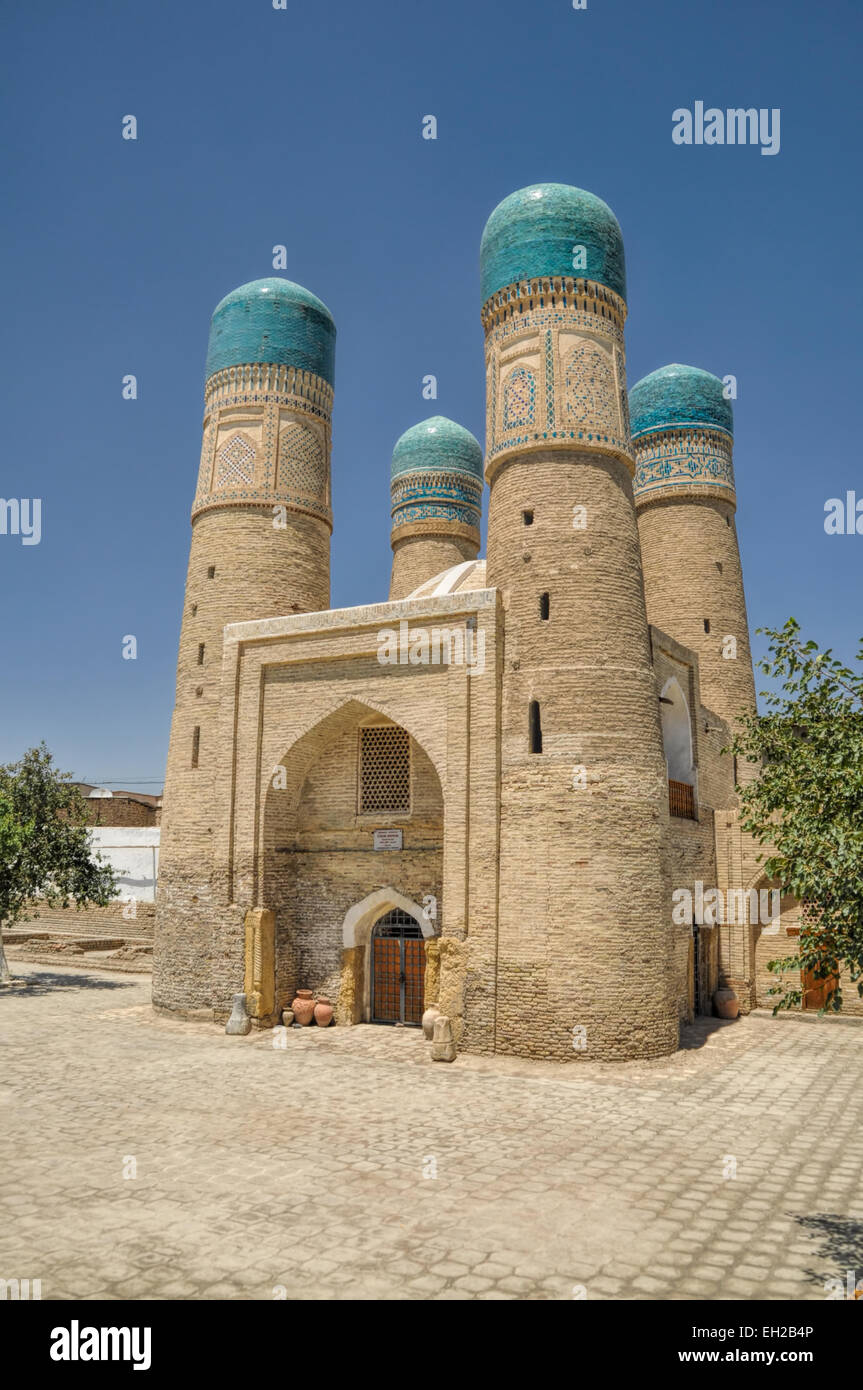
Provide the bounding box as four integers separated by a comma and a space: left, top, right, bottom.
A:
269, 696, 446, 808
342, 887, 435, 948
660, 676, 694, 784
502, 364, 537, 429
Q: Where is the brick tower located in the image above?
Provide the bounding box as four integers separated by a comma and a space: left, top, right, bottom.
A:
388, 417, 483, 599
629, 366, 757, 737
153, 277, 336, 1017
481, 184, 677, 1060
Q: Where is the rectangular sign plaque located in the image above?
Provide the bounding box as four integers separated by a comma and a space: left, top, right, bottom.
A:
373, 828, 403, 851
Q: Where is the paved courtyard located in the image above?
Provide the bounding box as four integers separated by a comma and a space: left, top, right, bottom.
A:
1, 962, 862, 1301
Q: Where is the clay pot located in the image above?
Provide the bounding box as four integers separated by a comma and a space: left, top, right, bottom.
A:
281, 1009, 295, 1028
314, 996, 334, 1027
291, 989, 315, 1026
713, 986, 739, 1020
421, 1003, 441, 1040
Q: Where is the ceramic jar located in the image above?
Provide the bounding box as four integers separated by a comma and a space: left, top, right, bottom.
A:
314, 996, 334, 1027
713, 986, 740, 1019
291, 989, 315, 1026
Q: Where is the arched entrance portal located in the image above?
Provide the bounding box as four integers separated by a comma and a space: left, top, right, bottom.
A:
370, 908, 425, 1026
262, 702, 444, 1025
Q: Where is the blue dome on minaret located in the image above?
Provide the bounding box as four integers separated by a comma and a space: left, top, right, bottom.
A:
205, 277, 336, 385
390, 417, 484, 539
391, 417, 483, 482
480, 183, 627, 305
629, 365, 733, 440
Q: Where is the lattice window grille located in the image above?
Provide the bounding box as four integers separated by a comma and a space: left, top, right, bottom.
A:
359, 726, 410, 814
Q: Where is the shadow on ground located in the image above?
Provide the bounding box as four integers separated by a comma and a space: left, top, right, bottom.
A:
678, 1016, 738, 1050
795, 1214, 863, 1295
1, 971, 134, 997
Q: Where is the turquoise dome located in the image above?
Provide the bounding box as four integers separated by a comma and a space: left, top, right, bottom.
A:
480, 183, 626, 305
205, 277, 336, 385
629, 365, 733, 440
391, 417, 483, 482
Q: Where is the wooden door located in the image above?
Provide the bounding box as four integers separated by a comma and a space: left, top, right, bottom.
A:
370, 909, 424, 1026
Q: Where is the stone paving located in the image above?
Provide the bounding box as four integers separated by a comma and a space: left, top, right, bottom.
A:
1, 962, 862, 1301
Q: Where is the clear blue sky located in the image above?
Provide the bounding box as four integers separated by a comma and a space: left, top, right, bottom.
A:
2, 0, 860, 790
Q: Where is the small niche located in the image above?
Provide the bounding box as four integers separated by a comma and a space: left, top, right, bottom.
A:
523, 510, 534, 526
529, 700, 543, 754
539, 592, 550, 621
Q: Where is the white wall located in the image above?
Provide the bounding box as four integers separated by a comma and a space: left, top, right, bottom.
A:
660, 678, 695, 785
89, 827, 160, 903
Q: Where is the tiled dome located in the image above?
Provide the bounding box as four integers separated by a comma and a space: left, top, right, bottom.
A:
629, 365, 733, 440
391, 417, 483, 482
205, 277, 336, 385
480, 183, 626, 305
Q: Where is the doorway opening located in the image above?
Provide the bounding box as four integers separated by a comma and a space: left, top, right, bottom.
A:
370, 908, 424, 1026
693, 925, 705, 1015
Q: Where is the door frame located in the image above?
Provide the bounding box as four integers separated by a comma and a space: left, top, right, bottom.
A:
370, 910, 425, 1026
340, 887, 438, 1024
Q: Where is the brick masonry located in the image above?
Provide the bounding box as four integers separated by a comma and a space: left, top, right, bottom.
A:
154, 206, 824, 1054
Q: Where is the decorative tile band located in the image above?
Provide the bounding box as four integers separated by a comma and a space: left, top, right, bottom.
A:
391, 470, 482, 535
192, 386, 332, 527
484, 288, 632, 476
481, 277, 627, 336
632, 427, 735, 506
204, 363, 333, 421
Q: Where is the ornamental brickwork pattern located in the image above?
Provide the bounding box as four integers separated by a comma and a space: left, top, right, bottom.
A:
192, 363, 332, 525
484, 279, 632, 470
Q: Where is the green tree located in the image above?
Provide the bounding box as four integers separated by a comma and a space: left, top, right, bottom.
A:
729, 619, 863, 1013
0, 744, 117, 984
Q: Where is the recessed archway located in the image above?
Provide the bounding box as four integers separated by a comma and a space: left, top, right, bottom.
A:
660, 677, 694, 784
261, 704, 443, 1024
341, 887, 436, 1025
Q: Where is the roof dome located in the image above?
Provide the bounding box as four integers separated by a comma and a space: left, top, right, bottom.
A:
407, 560, 488, 599
391, 416, 483, 482
480, 183, 626, 305
629, 365, 733, 440
205, 277, 336, 385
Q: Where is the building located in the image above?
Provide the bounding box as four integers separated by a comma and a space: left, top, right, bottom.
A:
152, 182, 846, 1057
75, 786, 161, 904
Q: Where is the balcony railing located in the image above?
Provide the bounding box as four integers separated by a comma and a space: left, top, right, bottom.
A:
668, 779, 697, 820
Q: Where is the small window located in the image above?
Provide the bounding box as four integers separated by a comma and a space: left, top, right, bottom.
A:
539, 592, 550, 621
359, 725, 410, 813
522, 510, 534, 526
191, 726, 200, 768
197, 643, 205, 664
191, 603, 197, 616
207, 565, 216, 579
529, 700, 542, 754
703, 619, 710, 634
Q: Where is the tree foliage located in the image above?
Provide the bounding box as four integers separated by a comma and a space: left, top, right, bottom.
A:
729, 619, 863, 1012
0, 744, 117, 983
